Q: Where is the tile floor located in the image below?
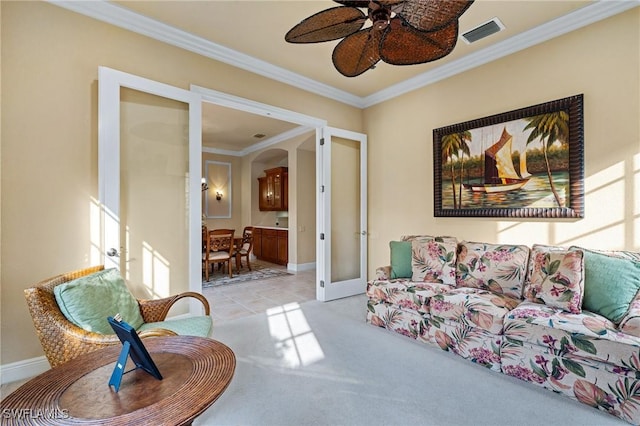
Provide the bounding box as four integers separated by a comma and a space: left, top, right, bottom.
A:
1, 261, 316, 399
203, 261, 316, 322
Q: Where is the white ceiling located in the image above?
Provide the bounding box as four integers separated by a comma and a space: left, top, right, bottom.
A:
52, 0, 639, 153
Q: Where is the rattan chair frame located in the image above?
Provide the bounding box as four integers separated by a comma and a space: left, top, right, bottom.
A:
24, 265, 211, 368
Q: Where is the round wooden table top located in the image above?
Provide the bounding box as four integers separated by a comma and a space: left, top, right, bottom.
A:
1, 336, 235, 425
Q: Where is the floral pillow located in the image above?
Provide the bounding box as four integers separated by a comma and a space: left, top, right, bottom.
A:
456, 241, 530, 299
524, 246, 585, 314
411, 237, 457, 286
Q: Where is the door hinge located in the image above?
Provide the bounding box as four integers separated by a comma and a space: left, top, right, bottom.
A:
320, 138, 325, 146
320, 233, 325, 240
320, 280, 325, 288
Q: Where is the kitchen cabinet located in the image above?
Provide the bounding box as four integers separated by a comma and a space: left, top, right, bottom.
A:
258, 167, 288, 211
252, 227, 288, 265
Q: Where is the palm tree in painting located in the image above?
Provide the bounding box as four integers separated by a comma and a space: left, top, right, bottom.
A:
442, 135, 460, 208
455, 131, 472, 207
524, 111, 569, 207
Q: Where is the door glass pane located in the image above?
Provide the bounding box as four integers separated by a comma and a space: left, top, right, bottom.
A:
120, 88, 189, 300
330, 136, 361, 282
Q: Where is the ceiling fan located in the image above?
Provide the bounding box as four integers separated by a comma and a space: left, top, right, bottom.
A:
285, 0, 475, 77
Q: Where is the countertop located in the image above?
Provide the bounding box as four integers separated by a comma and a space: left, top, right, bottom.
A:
253, 226, 288, 230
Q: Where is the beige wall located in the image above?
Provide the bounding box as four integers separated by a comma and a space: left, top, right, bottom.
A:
2, 1, 638, 370
0, 1, 361, 365
202, 152, 244, 232
365, 8, 640, 274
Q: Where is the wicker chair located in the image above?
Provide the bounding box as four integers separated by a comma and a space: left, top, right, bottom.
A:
24, 265, 212, 368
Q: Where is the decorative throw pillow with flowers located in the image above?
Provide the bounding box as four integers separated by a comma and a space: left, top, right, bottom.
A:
524, 246, 585, 314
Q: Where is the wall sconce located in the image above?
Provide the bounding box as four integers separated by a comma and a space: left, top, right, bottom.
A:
201, 177, 208, 192
216, 191, 223, 201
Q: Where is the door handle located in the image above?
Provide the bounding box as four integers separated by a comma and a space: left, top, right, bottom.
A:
106, 248, 120, 257
361, 231, 367, 236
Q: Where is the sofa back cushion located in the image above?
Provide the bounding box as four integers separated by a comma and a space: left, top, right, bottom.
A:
523, 245, 585, 314
54, 268, 144, 334
410, 237, 457, 285
456, 241, 530, 299
573, 246, 640, 324
402, 234, 458, 244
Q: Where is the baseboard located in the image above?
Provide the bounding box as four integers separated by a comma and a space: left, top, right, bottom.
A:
287, 262, 316, 272
1, 356, 50, 385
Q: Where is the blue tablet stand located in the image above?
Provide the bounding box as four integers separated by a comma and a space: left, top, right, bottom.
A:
107, 315, 163, 392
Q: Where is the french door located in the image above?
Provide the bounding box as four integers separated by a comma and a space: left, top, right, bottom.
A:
98, 67, 203, 312
316, 127, 368, 301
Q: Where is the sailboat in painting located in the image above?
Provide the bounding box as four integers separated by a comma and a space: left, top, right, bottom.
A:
464, 127, 530, 193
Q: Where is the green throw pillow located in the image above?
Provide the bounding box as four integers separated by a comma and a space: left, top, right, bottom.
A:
54, 268, 144, 334
390, 241, 412, 279
581, 249, 640, 323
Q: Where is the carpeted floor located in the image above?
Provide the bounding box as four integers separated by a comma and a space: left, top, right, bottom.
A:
203, 262, 292, 288
195, 294, 624, 426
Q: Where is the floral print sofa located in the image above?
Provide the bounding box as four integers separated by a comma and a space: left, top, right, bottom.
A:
366, 235, 640, 424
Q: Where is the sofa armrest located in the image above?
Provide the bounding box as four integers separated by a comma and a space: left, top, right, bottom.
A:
618, 293, 640, 337
376, 266, 392, 280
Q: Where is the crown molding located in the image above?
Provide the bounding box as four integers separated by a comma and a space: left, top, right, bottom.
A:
48, 0, 365, 108
49, 0, 639, 110
363, 0, 640, 107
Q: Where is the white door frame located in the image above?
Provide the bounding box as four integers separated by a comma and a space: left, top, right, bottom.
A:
316, 127, 368, 301
191, 86, 368, 302
98, 66, 203, 313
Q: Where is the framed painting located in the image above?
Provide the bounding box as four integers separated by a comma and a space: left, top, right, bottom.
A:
433, 94, 584, 218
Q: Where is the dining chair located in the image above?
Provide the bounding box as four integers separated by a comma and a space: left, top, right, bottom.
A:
203, 229, 235, 280
234, 226, 254, 271
201, 225, 208, 276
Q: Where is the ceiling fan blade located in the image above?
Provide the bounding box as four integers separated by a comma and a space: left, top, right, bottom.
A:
332, 28, 382, 77
379, 17, 459, 65
334, 0, 405, 8
398, 0, 474, 32
285, 6, 367, 43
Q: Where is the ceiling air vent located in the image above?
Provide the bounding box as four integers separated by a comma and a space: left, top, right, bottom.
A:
461, 17, 505, 44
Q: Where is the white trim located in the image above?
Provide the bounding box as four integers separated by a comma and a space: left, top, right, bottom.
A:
49, 0, 639, 109
1, 357, 49, 385
202, 126, 315, 157
288, 262, 316, 272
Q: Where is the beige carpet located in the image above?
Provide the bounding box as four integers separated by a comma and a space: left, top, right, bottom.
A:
194, 294, 623, 426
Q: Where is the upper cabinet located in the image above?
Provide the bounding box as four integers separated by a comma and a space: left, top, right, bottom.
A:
258, 167, 288, 211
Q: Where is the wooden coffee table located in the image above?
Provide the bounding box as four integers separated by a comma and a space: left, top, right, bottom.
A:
0, 336, 235, 425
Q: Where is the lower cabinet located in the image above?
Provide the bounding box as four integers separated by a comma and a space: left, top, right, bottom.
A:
253, 227, 288, 266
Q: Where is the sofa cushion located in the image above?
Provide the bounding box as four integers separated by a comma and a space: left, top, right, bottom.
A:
411, 238, 457, 285
504, 301, 640, 368
366, 279, 452, 315
524, 246, 585, 314
54, 268, 144, 334
578, 248, 640, 324
389, 241, 412, 279
430, 288, 521, 334
456, 241, 530, 299
430, 320, 502, 371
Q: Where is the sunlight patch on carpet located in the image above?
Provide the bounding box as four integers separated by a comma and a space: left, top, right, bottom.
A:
267, 303, 324, 368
